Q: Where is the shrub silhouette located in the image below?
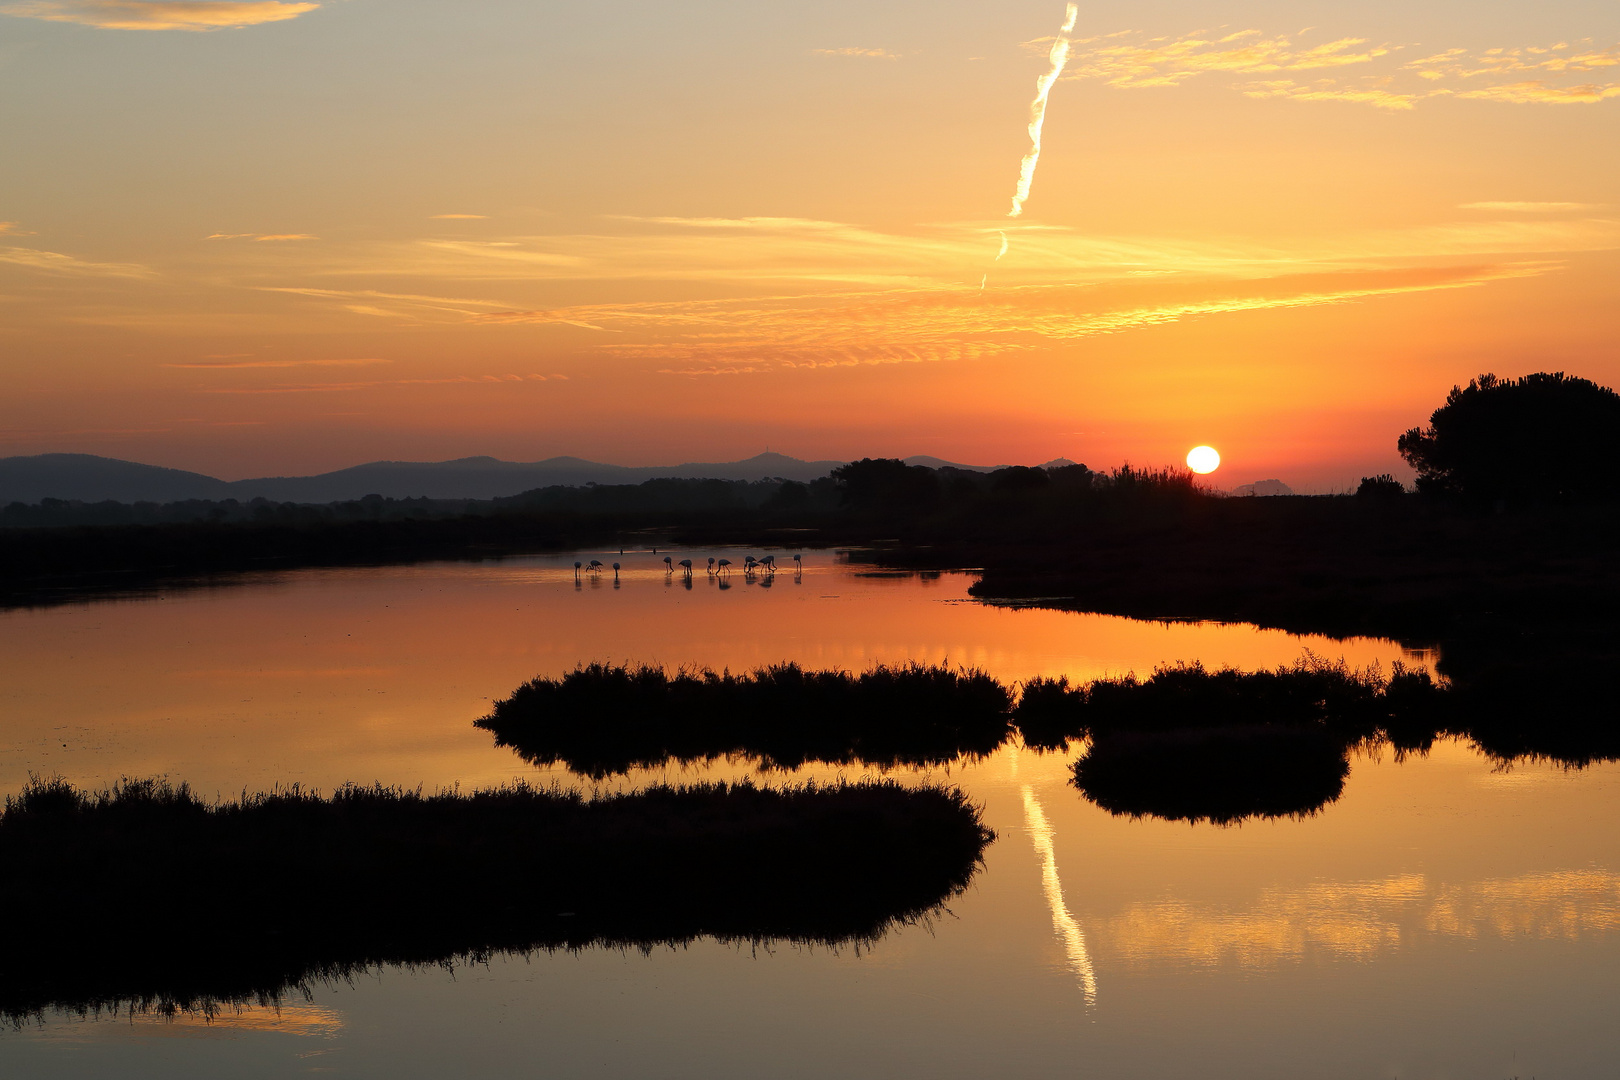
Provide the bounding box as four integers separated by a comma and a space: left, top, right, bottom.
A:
1397, 371, 1620, 503
1355, 474, 1406, 500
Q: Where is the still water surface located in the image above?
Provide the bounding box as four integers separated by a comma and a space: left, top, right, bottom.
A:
2, 550, 1617, 1078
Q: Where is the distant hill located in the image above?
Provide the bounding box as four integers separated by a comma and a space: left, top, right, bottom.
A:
0, 455, 235, 505
0, 451, 858, 505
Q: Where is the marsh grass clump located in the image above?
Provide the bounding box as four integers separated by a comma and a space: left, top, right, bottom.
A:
1012, 655, 1449, 750
0, 775, 993, 1023
477, 661, 1015, 776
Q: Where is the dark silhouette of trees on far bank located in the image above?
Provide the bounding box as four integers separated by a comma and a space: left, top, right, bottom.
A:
1398, 372, 1620, 504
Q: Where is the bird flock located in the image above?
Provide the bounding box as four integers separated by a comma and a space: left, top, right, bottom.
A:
573, 552, 802, 582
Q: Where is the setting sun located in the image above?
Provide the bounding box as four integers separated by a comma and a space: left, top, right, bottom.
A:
1186, 446, 1221, 474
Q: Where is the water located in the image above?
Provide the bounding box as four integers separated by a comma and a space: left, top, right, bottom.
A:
4, 549, 1617, 1078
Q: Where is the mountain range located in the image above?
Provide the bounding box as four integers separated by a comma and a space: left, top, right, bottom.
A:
0, 452, 1059, 505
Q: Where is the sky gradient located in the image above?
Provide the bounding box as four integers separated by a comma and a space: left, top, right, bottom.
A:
2, 0, 1616, 488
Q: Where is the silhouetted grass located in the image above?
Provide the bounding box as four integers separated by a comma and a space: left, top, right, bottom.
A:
0, 775, 993, 1022
1013, 656, 1447, 750
1072, 725, 1352, 825
477, 661, 1015, 776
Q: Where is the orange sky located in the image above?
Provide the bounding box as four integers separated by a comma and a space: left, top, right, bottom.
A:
1, 0, 1617, 489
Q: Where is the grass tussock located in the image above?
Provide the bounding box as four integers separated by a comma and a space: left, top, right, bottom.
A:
0, 775, 993, 1023
477, 661, 1015, 777
1013, 655, 1447, 751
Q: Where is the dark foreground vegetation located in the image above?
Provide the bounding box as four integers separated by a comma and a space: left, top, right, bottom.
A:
478, 662, 1014, 776
0, 776, 993, 1022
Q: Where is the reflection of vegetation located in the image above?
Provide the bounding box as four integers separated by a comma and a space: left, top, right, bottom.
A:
478, 662, 1014, 776
0, 776, 993, 1022
1015, 659, 1433, 824
1073, 725, 1351, 825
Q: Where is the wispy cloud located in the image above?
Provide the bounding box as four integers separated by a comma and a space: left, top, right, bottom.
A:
0, 245, 154, 277
1456, 80, 1620, 104
1067, 30, 1620, 109
202, 373, 563, 394
1069, 29, 1392, 89
0, 0, 319, 31
471, 262, 1550, 376
1461, 201, 1604, 212
207, 232, 317, 241
164, 357, 390, 369
811, 47, 900, 59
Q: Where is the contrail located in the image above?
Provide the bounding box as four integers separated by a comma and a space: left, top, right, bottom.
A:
1008, 3, 1079, 218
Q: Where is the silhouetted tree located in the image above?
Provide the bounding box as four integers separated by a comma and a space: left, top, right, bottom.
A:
831, 458, 941, 512
1398, 372, 1620, 503
989, 466, 1049, 494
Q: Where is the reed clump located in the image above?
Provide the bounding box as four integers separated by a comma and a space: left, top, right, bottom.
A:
477, 661, 1015, 776
0, 775, 993, 1023
1013, 656, 1448, 750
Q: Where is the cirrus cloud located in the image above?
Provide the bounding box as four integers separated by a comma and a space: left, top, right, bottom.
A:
0, 0, 318, 31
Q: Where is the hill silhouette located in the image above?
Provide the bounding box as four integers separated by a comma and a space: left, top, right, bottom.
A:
0, 451, 1034, 505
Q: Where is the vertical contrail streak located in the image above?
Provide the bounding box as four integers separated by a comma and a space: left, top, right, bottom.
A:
1008, 2, 1078, 218
1021, 780, 1099, 1006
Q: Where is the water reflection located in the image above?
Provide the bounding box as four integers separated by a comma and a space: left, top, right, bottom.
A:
0, 550, 1425, 797
1104, 870, 1620, 968
1019, 782, 1099, 1006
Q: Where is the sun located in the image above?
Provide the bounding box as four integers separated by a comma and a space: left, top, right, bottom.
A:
1186, 445, 1221, 474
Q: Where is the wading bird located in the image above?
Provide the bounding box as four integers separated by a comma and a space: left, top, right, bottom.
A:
717, 558, 731, 574
678, 559, 693, 576
588, 560, 604, 574
612, 562, 621, 582
707, 557, 716, 575
574, 561, 582, 580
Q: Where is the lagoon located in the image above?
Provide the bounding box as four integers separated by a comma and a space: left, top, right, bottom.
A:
2, 550, 1617, 1078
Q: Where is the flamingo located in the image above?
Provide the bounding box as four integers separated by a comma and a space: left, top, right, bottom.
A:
793, 553, 803, 570
588, 559, 604, 574
612, 562, 621, 582
717, 558, 732, 575
707, 557, 716, 575
663, 556, 673, 574
760, 555, 776, 573
743, 556, 757, 576
678, 558, 693, 576
573, 561, 582, 580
